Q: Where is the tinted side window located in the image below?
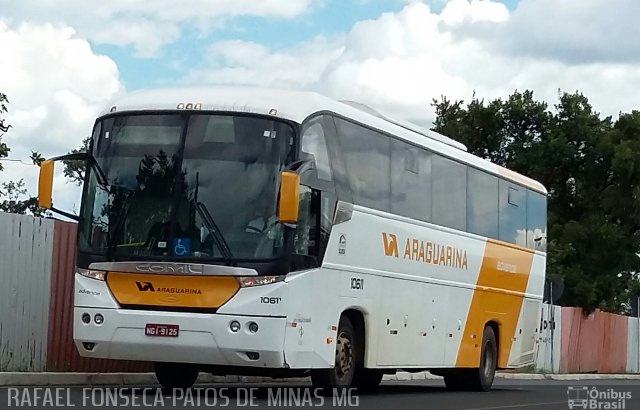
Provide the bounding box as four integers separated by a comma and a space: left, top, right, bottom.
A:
526, 190, 547, 251
499, 180, 527, 246
432, 155, 467, 231
391, 139, 432, 222
335, 119, 391, 212
467, 168, 498, 238
301, 119, 332, 181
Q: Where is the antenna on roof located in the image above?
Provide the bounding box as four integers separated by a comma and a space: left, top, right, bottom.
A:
339, 100, 467, 151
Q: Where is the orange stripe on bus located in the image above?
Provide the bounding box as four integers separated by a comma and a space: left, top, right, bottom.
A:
455, 240, 534, 368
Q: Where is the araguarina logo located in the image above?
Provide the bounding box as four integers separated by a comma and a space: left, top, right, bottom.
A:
135, 281, 203, 295
136, 281, 155, 292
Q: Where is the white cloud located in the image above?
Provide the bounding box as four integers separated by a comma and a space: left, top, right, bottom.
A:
2, 0, 315, 57
85, 18, 181, 58
0, 21, 123, 213
182, 0, 640, 124
439, 0, 508, 25
497, 0, 640, 64
184, 36, 345, 89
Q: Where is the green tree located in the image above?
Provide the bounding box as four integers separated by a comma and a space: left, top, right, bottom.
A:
63, 136, 90, 185
0, 179, 46, 216
0, 92, 47, 216
432, 90, 640, 313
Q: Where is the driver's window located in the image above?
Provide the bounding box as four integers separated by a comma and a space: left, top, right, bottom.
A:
301, 120, 332, 181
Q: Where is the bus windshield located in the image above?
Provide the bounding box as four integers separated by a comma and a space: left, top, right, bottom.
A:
78, 113, 296, 261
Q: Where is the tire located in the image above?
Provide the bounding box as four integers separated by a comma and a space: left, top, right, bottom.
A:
443, 326, 497, 392
154, 362, 199, 390
442, 326, 498, 391
352, 368, 384, 391
474, 326, 498, 391
311, 316, 357, 392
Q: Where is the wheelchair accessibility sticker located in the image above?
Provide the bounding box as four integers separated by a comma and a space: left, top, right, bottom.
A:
173, 238, 191, 256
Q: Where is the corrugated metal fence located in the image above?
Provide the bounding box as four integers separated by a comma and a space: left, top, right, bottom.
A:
558, 308, 633, 373
0, 213, 148, 372
0, 214, 54, 371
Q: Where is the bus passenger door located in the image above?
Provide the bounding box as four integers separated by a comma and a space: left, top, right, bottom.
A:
509, 298, 540, 366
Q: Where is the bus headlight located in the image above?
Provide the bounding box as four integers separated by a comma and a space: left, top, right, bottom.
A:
77, 268, 106, 281
237, 276, 284, 288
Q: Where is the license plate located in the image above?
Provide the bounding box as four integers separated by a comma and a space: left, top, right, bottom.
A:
145, 323, 179, 337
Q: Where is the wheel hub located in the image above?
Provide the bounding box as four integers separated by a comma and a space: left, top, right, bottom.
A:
334, 332, 353, 377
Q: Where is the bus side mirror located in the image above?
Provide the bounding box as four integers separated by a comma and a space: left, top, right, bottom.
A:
38, 160, 55, 209
36, 152, 88, 221
279, 171, 300, 224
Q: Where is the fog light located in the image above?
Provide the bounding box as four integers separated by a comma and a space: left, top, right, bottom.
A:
82, 313, 91, 324
248, 322, 259, 333
94, 314, 104, 325
230, 321, 241, 333
82, 342, 95, 351
246, 352, 260, 360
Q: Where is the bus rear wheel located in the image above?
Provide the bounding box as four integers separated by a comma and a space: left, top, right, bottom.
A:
444, 326, 497, 392
154, 362, 199, 390
311, 316, 356, 392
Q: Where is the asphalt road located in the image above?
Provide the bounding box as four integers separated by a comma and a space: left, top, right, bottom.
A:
2, 379, 640, 409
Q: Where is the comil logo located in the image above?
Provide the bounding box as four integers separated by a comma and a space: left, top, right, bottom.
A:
136, 281, 155, 292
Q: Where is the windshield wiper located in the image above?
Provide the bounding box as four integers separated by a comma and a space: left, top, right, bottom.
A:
89, 156, 109, 190
106, 185, 137, 261
195, 201, 234, 262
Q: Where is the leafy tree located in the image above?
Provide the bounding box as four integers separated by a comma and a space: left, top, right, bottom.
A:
0, 179, 46, 216
0, 92, 47, 216
432, 90, 640, 313
64, 136, 90, 185
30, 151, 44, 166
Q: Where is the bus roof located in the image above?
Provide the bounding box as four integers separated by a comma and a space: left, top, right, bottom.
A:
102, 86, 547, 194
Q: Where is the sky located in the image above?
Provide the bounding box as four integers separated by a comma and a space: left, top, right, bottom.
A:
1, 0, 640, 215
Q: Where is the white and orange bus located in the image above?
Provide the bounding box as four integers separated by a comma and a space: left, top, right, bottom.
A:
38, 87, 546, 392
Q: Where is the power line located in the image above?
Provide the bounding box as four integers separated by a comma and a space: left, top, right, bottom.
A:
0, 158, 38, 165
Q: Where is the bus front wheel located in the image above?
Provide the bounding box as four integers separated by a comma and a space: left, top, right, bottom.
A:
311, 316, 356, 392
154, 362, 199, 390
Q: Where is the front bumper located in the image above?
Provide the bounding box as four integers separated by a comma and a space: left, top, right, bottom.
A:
74, 307, 287, 368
